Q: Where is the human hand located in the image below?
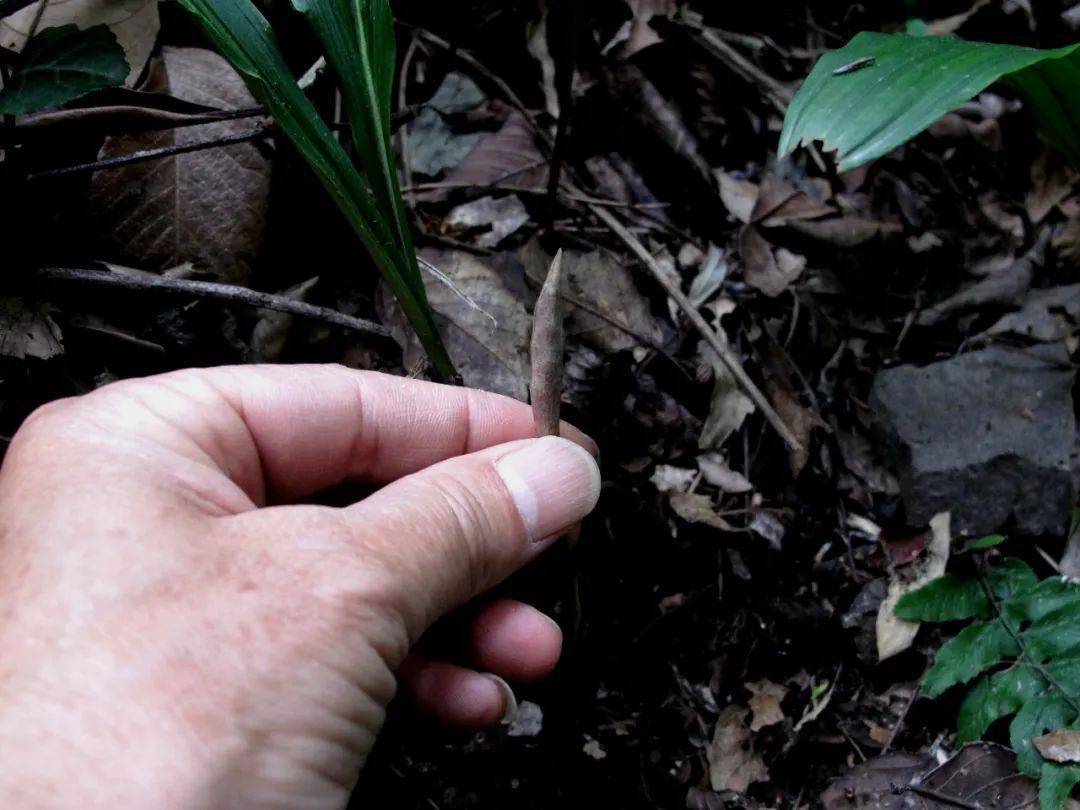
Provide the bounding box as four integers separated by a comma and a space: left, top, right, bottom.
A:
0, 365, 600, 809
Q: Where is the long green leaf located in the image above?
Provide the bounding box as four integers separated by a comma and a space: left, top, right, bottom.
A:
290, 0, 419, 297
177, 0, 455, 379
779, 32, 1080, 171
0, 24, 128, 115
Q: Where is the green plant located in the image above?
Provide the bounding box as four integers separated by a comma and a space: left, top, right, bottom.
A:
177, 0, 456, 380
897, 550, 1080, 809
779, 32, 1080, 171
0, 24, 128, 115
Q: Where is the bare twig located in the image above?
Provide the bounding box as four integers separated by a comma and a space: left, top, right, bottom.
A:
26, 127, 272, 180
35, 267, 392, 339
530, 250, 566, 437
398, 37, 420, 209
586, 203, 803, 451
689, 26, 793, 114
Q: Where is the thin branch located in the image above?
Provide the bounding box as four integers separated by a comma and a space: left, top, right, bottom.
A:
26, 127, 272, 180
585, 203, 803, 451
976, 562, 1080, 714
35, 267, 392, 340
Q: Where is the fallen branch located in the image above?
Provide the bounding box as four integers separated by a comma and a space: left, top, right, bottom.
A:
586, 203, 803, 451
35, 267, 391, 340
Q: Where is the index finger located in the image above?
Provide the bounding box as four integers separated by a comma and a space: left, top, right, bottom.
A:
115, 365, 593, 503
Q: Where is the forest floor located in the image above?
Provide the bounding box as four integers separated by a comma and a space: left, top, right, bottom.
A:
4, 1, 1080, 808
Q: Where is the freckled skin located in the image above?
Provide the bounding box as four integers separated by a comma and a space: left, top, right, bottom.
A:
0, 365, 597, 809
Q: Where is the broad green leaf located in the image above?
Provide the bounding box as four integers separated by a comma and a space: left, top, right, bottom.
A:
961, 534, 1007, 553
779, 32, 1080, 171
895, 574, 988, 622
1040, 762, 1080, 810
923, 620, 1019, 698
958, 665, 1047, 742
0, 24, 128, 115
1012, 695, 1078, 776
177, 0, 455, 379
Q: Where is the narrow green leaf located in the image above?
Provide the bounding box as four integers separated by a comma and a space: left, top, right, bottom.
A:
1012, 695, 1078, 776
895, 574, 989, 622
289, 0, 420, 297
779, 32, 1080, 171
177, 0, 456, 379
923, 620, 1019, 698
1040, 763, 1080, 810
0, 24, 128, 115
960, 534, 1007, 553
957, 666, 1047, 743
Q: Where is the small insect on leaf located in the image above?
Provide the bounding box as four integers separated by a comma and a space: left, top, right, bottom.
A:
832, 55, 876, 76
530, 249, 566, 438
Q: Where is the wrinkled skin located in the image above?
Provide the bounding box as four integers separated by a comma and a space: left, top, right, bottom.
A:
0, 365, 600, 809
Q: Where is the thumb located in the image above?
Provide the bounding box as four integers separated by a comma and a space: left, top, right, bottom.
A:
342, 435, 600, 639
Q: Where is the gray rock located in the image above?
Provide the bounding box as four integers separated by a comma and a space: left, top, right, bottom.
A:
870, 346, 1076, 536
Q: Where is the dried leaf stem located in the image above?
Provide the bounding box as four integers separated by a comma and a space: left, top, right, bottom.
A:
530, 250, 566, 437
36, 266, 392, 339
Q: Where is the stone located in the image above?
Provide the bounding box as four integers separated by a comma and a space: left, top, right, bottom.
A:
870, 346, 1076, 536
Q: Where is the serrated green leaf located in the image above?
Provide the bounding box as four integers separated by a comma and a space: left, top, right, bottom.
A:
961, 534, 1007, 553
1013, 695, 1078, 776
779, 32, 1080, 171
0, 24, 128, 115
923, 620, 1019, 698
958, 666, 1047, 742
1040, 762, 1080, 810
177, 0, 456, 380
895, 574, 989, 622
989, 558, 1040, 600
1024, 606, 1080, 662
1009, 578, 1080, 624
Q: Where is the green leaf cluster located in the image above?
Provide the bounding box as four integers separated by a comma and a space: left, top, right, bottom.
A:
779, 32, 1080, 171
177, 0, 456, 379
897, 557, 1080, 808
0, 24, 128, 115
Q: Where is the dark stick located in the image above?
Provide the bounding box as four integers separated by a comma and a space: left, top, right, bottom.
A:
26, 128, 272, 180
36, 267, 392, 339
21, 106, 421, 180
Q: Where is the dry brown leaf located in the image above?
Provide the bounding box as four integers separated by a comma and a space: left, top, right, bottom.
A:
380, 250, 531, 400
250, 277, 319, 362
740, 226, 806, 298
521, 242, 663, 354
695, 298, 756, 450
751, 174, 835, 227
696, 452, 752, 493
447, 111, 548, 190
0, 297, 63, 360
621, 0, 676, 56
876, 512, 951, 661
669, 492, 737, 532
86, 47, 271, 283
788, 217, 902, 247
2, 0, 160, 85
717, 172, 759, 224
1035, 731, 1080, 764
530, 250, 565, 437
707, 706, 769, 793
746, 680, 787, 731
